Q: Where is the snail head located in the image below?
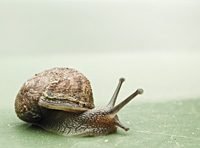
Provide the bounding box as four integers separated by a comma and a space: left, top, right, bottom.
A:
103, 78, 144, 132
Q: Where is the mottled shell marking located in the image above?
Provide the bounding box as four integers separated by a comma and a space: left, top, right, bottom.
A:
15, 68, 95, 123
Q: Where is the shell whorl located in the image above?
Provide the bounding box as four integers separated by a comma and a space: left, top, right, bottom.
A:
15, 67, 95, 124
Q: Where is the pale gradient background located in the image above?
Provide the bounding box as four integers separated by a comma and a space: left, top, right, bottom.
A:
0, 0, 200, 55
0, 0, 200, 147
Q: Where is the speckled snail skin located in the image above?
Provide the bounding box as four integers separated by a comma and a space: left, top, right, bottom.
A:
15, 67, 143, 136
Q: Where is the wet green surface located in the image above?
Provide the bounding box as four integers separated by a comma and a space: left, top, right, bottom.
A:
1, 99, 200, 148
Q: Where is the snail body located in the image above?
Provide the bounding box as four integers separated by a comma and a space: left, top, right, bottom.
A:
15, 67, 143, 136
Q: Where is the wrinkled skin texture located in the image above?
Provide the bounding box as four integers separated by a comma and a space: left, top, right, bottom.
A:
40, 107, 118, 136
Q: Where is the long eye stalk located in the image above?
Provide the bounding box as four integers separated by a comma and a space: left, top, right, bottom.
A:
106, 78, 143, 131
107, 78, 125, 108
109, 88, 143, 117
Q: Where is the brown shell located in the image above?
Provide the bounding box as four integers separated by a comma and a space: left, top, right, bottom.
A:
15, 67, 95, 123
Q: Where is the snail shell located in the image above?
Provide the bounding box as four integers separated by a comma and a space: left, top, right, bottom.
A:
15, 67, 95, 124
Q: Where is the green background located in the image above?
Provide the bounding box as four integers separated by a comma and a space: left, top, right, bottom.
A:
0, 0, 200, 148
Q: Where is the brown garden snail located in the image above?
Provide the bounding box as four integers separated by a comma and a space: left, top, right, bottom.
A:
15, 67, 143, 136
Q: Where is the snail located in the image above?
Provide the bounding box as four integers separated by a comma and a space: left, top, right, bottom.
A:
15, 67, 143, 136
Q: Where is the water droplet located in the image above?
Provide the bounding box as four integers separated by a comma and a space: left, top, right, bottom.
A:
104, 139, 109, 143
